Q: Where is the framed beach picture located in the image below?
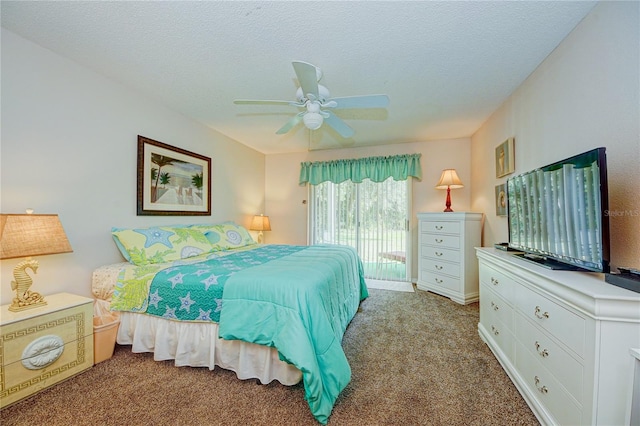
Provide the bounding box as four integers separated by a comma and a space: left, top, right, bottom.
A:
495, 183, 507, 216
495, 137, 515, 178
137, 135, 211, 216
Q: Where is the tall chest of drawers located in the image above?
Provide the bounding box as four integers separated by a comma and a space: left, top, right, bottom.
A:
1, 293, 94, 409
476, 248, 640, 425
417, 212, 482, 304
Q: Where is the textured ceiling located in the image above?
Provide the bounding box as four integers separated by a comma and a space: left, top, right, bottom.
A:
1, 1, 597, 154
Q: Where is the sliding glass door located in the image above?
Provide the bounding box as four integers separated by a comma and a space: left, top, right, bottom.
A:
309, 177, 410, 281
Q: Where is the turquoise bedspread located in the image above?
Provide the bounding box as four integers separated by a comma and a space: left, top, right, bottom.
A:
219, 244, 367, 424
111, 243, 367, 424
143, 245, 307, 322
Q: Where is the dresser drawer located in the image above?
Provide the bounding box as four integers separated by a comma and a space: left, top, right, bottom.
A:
515, 340, 582, 426
480, 285, 513, 331
515, 284, 586, 357
419, 273, 460, 292
420, 234, 460, 249
479, 263, 514, 301
515, 313, 584, 401
421, 221, 460, 235
480, 310, 514, 361
421, 259, 460, 278
421, 246, 459, 263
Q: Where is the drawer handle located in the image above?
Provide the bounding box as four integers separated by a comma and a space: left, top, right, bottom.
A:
435, 252, 443, 257
435, 225, 443, 230
435, 238, 443, 243
534, 376, 549, 394
534, 306, 550, 320
491, 301, 499, 311
491, 277, 499, 285
535, 341, 549, 358
435, 278, 443, 284
435, 265, 443, 270
21, 335, 65, 370
491, 325, 499, 336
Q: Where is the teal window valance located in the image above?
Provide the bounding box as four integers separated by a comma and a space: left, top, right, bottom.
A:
299, 154, 422, 185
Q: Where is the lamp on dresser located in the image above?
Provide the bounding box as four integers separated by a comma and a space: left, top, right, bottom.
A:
0, 210, 73, 312
435, 169, 464, 212
250, 214, 271, 244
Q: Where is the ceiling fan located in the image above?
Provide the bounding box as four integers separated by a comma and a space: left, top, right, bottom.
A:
234, 61, 389, 138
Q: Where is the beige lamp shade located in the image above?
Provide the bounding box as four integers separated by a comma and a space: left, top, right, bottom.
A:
435, 169, 464, 189
250, 214, 271, 244
0, 214, 73, 259
1, 213, 73, 312
250, 215, 272, 232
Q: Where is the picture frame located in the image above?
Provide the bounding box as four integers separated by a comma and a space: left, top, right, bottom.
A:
495, 183, 507, 216
137, 135, 211, 216
495, 137, 515, 178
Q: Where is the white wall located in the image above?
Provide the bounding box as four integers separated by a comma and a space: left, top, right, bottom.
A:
471, 1, 640, 270
265, 139, 473, 281
0, 29, 265, 304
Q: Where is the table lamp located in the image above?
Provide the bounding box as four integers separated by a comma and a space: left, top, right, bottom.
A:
435, 169, 464, 212
250, 214, 271, 244
0, 211, 73, 312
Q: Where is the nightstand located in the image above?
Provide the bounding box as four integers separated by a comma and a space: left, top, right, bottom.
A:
1, 293, 94, 409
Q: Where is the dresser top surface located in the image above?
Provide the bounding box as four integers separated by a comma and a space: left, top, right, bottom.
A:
418, 212, 483, 220
0, 293, 93, 324
477, 247, 640, 301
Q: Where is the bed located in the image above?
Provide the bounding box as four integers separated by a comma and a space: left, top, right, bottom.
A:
92, 222, 368, 424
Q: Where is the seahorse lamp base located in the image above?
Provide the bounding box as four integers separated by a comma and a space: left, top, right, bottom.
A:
9, 296, 47, 312
9, 259, 48, 312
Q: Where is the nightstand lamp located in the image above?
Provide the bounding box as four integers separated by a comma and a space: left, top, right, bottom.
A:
0, 211, 73, 312
435, 169, 464, 212
250, 214, 271, 244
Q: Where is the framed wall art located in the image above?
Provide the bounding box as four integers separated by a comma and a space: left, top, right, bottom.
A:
137, 135, 211, 216
495, 137, 515, 178
495, 183, 507, 216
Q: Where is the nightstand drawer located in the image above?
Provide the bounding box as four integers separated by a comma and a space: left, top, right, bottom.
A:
2, 334, 93, 407
1, 293, 94, 409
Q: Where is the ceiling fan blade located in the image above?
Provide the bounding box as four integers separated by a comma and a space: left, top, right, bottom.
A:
330, 94, 390, 109
324, 111, 355, 138
234, 99, 302, 106
276, 112, 304, 134
292, 61, 319, 99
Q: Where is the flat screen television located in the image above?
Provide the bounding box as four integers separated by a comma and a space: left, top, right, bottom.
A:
507, 147, 610, 273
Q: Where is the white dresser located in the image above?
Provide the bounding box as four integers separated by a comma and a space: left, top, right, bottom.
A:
417, 212, 482, 304
477, 248, 640, 425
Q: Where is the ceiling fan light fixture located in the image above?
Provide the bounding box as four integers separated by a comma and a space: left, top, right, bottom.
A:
303, 112, 324, 130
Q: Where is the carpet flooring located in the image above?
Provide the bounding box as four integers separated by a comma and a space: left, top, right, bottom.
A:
1, 288, 539, 426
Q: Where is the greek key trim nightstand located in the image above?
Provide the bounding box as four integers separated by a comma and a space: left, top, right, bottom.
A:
1, 293, 94, 409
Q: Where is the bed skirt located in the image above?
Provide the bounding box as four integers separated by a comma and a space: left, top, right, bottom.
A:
117, 312, 302, 385
93, 262, 302, 386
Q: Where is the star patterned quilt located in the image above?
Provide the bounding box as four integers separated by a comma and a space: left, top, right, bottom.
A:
110, 243, 368, 425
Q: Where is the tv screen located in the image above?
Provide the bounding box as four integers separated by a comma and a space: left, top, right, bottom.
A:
507, 147, 610, 272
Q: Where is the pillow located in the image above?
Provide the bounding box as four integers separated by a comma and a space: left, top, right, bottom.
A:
191, 222, 256, 251
112, 226, 213, 265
